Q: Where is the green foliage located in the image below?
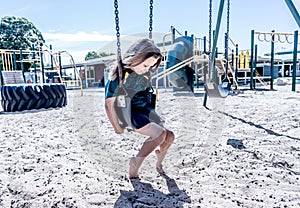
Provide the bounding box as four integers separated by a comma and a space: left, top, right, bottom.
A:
85, 51, 100, 60
85, 51, 115, 61
0, 16, 45, 50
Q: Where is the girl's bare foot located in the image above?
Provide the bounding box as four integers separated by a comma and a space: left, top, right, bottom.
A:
155, 149, 167, 171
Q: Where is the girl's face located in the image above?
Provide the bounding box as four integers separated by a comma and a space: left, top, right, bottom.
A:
131, 56, 159, 75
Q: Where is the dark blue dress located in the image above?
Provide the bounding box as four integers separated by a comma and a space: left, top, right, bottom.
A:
105, 71, 163, 129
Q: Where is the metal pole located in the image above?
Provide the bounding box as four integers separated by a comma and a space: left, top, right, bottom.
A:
50, 45, 54, 71
32, 45, 37, 83
270, 30, 275, 90
231, 49, 235, 88
172, 27, 175, 44
235, 44, 239, 85
58, 52, 63, 82
203, 0, 225, 108
250, 30, 255, 89
292, 30, 298, 91
20, 49, 24, 75
41, 52, 45, 83
210, 0, 226, 84
254, 44, 258, 89
203, 36, 207, 54
231, 49, 234, 68
13, 52, 17, 71
284, 0, 300, 27
0, 53, 2, 86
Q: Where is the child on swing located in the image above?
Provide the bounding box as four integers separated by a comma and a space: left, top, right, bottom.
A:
104, 38, 175, 179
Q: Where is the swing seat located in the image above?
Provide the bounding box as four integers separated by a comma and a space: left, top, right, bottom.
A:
204, 81, 230, 98
116, 95, 134, 129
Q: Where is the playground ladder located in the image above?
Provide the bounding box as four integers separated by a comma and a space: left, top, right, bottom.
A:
214, 58, 240, 92
255, 71, 267, 86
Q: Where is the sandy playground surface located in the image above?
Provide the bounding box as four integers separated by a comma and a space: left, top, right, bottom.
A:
0, 84, 299, 208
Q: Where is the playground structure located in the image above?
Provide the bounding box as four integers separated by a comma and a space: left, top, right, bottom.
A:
151, 29, 240, 99
2, 0, 298, 112
151, 0, 300, 103
0, 46, 82, 89
0, 44, 82, 112
250, 30, 300, 91
152, 0, 240, 100
107, 0, 300, 109
152, 30, 299, 98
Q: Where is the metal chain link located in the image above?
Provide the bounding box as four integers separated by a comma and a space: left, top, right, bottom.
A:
114, 0, 123, 84
114, 0, 121, 58
208, 0, 212, 79
227, 0, 230, 43
149, 0, 153, 39
225, 0, 230, 73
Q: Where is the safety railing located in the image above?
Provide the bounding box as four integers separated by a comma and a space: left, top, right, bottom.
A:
59, 50, 83, 96
152, 55, 208, 99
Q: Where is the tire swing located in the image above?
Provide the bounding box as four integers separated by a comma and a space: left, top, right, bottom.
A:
204, 0, 231, 99
113, 0, 155, 130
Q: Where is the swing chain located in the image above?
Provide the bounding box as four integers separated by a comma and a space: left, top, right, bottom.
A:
208, 0, 212, 79
114, 0, 123, 84
114, 0, 121, 58
225, 0, 230, 73
227, 0, 230, 40
149, 0, 153, 39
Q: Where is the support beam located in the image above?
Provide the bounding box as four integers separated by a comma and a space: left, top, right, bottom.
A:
270, 30, 275, 90
284, 0, 300, 27
211, 0, 226, 83
292, 30, 298, 91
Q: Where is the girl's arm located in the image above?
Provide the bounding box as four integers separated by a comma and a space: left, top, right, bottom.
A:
105, 97, 124, 134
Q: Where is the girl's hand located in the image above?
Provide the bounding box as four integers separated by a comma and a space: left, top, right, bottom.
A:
159, 122, 166, 128
105, 97, 125, 135
114, 125, 125, 134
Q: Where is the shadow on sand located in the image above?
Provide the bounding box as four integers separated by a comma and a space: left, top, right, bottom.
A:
114, 172, 191, 208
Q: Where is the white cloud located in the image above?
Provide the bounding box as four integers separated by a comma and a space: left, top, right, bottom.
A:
61, 49, 91, 64
41, 31, 116, 63
43, 32, 115, 42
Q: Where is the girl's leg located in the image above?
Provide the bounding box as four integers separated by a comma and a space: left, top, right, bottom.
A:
129, 123, 166, 178
155, 129, 175, 172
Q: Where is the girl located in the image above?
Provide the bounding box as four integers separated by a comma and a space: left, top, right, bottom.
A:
104, 38, 175, 179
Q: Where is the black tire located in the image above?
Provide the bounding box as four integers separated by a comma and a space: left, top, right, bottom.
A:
1, 86, 7, 111
15, 86, 29, 111
4, 86, 17, 112
34, 85, 48, 109
1, 99, 9, 112
50, 85, 61, 108
43, 85, 56, 108
55, 84, 67, 107
60, 84, 67, 106
24, 85, 39, 110
1, 84, 67, 112
1, 86, 7, 101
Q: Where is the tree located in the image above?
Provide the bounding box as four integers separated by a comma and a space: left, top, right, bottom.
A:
0, 16, 45, 71
85, 51, 101, 60
85, 51, 115, 61
0, 16, 45, 50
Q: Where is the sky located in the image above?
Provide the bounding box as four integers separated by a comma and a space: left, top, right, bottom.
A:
1, 0, 299, 63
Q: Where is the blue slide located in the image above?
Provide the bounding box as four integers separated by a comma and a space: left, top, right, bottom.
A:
166, 36, 194, 92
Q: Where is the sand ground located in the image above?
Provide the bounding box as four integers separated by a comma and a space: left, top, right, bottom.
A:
0, 84, 299, 208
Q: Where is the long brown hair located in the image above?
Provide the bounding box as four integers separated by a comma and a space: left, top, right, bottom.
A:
109, 38, 162, 81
